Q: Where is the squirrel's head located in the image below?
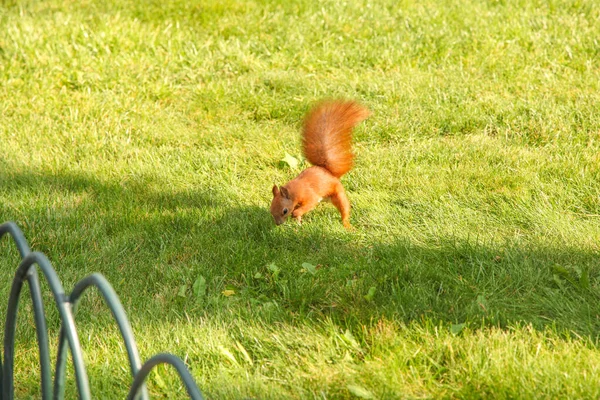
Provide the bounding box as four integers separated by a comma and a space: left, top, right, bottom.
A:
270, 185, 293, 225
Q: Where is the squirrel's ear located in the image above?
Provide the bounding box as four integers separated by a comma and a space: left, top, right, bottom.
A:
272, 185, 279, 197
280, 186, 290, 199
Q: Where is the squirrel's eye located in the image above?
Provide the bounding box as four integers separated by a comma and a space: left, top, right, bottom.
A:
283, 208, 288, 215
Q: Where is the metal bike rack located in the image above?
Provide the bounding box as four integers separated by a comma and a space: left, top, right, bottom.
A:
0, 221, 204, 399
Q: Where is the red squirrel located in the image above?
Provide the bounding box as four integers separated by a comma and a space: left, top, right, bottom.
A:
270, 100, 370, 229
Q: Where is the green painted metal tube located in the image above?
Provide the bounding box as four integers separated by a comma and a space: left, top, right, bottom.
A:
0, 222, 52, 400
0, 221, 31, 257
54, 273, 149, 400
126, 354, 204, 400
3, 252, 91, 399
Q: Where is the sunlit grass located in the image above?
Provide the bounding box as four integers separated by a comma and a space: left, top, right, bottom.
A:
1, 0, 600, 398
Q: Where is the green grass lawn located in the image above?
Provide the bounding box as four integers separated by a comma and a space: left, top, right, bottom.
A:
1, 0, 600, 398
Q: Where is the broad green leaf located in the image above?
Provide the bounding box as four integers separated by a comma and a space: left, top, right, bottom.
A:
302, 262, 317, 275
193, 275, 206, 299
268, 263, 280, 278
280, 153, 299, 169
552, 265, 570, 276
347, 384, 374, 399
177, 285, 187, 298
451, 323, 466, 335
364, 286, 376, 301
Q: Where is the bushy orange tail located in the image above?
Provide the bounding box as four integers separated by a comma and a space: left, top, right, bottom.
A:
301, 100, 370, 178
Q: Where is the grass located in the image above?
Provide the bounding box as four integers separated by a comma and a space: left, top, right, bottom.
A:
1, 0, 600, 398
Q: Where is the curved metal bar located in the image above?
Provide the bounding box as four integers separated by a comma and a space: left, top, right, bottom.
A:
27, 268, 53, 400
3, 252, 91, 400
0, 222, 52, 400
54, 273, 149, 400
126, 353, 204, 400
0, 221, 32, 258
53, 329, 68, 400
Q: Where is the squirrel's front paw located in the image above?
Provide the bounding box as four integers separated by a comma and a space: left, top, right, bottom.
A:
292, 210, 303, 224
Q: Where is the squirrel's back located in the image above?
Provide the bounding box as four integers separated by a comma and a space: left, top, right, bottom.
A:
301, 100, 370, 178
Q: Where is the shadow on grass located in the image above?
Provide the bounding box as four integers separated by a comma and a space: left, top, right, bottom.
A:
1, 164, 599, 341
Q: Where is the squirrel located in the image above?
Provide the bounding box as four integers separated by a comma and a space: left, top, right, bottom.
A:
270, 100, 370, 229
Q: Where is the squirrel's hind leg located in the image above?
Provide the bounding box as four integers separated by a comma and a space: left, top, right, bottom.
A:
329, 186, 351, 229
